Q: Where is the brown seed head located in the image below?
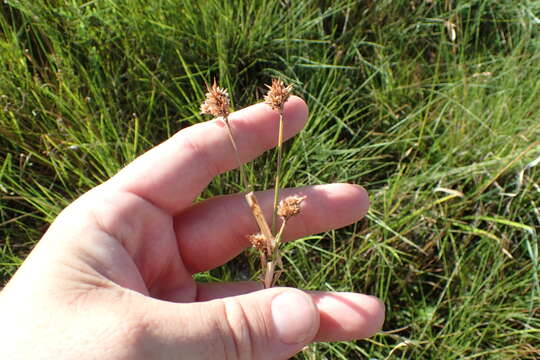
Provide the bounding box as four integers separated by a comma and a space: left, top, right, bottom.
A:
247, 233, 269, 255
200, 80, 230, 118
277, 195, 306, 220
264, 78, 293, 111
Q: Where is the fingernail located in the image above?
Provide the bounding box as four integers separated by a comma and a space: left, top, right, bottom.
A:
271, 290, 316, 345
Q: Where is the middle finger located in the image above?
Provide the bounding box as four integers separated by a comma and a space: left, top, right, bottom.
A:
174, 183, 369, 273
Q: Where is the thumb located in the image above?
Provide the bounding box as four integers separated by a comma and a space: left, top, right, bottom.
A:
143, 287, 320, 360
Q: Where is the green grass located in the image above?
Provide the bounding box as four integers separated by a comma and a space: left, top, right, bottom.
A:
1, 0, 540, 358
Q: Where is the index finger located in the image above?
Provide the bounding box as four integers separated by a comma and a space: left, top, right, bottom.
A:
107, 96, 308, 214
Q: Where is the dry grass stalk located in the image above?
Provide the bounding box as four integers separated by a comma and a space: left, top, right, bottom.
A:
263, 78, 297, 288
245, 191, 274, 251
200, 80, 249, 191
264, 79, 292, 233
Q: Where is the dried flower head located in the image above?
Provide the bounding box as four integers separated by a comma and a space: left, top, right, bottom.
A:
200, 80, 230, 118
264, 78, 293, 111
247, 233, 269, 254
277, 195, 306, 219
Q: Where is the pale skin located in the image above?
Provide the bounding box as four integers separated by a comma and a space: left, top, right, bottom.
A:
0, 96, 384, 360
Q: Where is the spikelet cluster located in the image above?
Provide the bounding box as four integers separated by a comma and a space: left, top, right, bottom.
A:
277, 195, 306, 220
264, 79, 293, 111
247, 233, 269, 255
200, 81, 230, 118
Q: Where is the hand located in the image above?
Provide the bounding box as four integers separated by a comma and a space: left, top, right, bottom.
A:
0, 97, 384, 360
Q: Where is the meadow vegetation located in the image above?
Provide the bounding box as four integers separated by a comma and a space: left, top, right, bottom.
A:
1, 0, 539, 358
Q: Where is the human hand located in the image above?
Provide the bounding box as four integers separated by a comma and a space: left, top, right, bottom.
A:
0, 97, 384, 360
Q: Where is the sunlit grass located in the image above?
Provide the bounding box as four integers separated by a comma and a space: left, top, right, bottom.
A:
1, 1, 539, 358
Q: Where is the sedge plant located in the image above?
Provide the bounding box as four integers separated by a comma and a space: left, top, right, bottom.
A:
200, 79, 303, 288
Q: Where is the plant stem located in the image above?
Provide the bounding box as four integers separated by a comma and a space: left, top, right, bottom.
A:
273, 218, 287, 248
224, 116, 250, 192
271, 108, 284, 233
223, 115, 279, 288
264, 261, 275, 289
223, 110, 286, 289
261, 219, 288, 288
245, 191, 273, 252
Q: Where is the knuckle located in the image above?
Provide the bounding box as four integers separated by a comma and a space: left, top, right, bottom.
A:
182, 133, 222, 179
